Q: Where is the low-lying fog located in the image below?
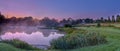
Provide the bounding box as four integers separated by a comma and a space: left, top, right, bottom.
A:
0, 25, 64, 49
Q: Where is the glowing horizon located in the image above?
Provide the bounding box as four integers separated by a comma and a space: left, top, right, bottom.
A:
0, 0, 120, 19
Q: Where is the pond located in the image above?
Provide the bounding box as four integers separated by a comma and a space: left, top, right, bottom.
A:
0, 26, 64, 49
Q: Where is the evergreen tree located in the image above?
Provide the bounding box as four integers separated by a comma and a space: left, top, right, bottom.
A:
107, 16, 111, 23
0, 12, 6, 24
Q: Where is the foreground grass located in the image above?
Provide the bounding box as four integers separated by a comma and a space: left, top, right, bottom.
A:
0, 43, 25, 51
48, 27, 120, 51
1, 27, 120, 51
0, 43, 43, 51
72, 27, 120, 51
50, 29, 106, 49
1, 39, 40, 50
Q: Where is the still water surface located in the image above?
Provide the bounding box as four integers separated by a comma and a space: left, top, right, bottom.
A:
0, 26, 64, 49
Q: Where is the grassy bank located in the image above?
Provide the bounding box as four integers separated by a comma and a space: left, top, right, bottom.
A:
0, 39, 42, 51
1, 26, 120, 51
72, 27, 120, 51
48, 27, 120, 51
1, 39, 40, 50
0, 43, 24, 51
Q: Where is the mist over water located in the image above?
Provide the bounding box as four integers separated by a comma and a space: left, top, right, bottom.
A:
0, 25, 64, 49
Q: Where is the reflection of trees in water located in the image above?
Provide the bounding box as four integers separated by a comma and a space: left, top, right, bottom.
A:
41, 31, 51, 37
41, 30, 57, 37
0, 36, 1, 41
0, 26, 3, 40
1, 26, 59, 37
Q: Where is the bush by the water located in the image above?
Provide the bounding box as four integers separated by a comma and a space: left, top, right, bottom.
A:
0, 39, 39, 50
58, 28, 75, 34
64, 24, 72, 28
97, 23, 101, 27
58, 28, 86, 34
50, 32, 107, 49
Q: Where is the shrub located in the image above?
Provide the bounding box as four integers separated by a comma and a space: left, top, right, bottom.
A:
64, 24, 72, 28
50, 32, 107, 49
58, 27, 86, 34
107, 24, 115, 27
58, 28, 75, 34
0, 39, 39, 50
97, 22, 101, 27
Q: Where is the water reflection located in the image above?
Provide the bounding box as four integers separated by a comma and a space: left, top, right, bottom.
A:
1, 26, 64, 37
0, 26, 64, 49
1, 31, 64, 45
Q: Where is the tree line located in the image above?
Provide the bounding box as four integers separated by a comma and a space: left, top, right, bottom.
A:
0, 12, 120, 27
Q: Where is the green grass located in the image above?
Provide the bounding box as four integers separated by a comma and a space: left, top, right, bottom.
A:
48, 27, 120, 51
1, 26, 120, 51
0, 43, 43, 51
0, 43, 25, 51
0, 39, 43, 51
72, 27, 120, 51
1, 39, 40, 50
50, 31, 106, 49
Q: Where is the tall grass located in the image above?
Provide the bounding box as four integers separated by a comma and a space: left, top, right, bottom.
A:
50, 32, 107, 49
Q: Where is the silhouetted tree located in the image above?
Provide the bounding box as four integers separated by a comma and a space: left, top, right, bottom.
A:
104, 19, 108, 23
97, 22, 101, 27
75, 19, 82, 24
40, 17, 59, 27
84, 18, 93, 23
59, 18, 69, 27
95, 19, 101, 23
64, 24, 72, 27
60, 18, 67, 24
67, 17, 76, 25
107, 16, 111, 23
96, 18, 101, 27
112, 15, 115, 23
116, 15, 120, 22
50, 18, 59, 27
0, 12, 6, 24
24, 16, 34, 26
100, 17, 104, 23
